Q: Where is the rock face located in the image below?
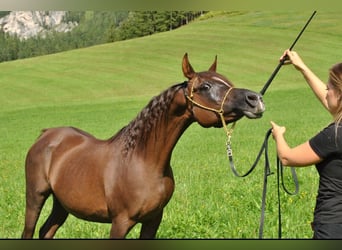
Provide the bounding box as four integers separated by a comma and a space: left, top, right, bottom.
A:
0, 11, 78, 39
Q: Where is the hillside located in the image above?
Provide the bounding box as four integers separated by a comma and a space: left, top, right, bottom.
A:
1, 11, 342, 239
0, 11, 341, 113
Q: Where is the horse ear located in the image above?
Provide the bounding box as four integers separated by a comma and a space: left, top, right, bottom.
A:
182, 53, 195, 79
208, 55, 217, 72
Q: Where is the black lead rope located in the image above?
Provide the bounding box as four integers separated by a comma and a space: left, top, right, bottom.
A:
225, 11, 316, 238
227, 128, 299, 239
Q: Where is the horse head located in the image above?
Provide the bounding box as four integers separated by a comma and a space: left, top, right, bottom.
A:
182, 53, 265, 128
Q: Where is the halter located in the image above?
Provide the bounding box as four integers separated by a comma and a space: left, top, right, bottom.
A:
184, 80, 236, 140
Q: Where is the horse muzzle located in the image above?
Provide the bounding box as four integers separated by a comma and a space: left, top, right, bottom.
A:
242, 92, 265, 119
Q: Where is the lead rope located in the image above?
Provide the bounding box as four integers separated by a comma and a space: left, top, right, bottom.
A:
225, 127, 299, 238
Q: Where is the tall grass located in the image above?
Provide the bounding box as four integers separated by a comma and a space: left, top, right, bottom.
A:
0, 11, 340, 238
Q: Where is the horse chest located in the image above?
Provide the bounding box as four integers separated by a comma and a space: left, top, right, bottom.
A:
112, 165, 174, 217
133, 175, 174, 220
150, 175, 174, 202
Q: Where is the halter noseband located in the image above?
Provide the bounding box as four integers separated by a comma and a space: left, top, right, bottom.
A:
184, 81, 236, 139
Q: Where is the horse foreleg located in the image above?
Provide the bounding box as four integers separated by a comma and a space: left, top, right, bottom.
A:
39, 196, 69, 238
109, 215, 136, 239
139, 210, 163, 239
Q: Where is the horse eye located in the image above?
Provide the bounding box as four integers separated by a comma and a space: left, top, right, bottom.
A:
199, 83, 211, 91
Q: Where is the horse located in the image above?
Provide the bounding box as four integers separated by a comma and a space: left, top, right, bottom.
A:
21, 53, 265, 239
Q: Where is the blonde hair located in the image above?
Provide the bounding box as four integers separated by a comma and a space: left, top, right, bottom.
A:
330, 63, 342, 125
328, 63, 342, 143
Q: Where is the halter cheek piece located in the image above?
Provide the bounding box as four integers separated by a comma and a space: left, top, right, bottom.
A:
183, 80, 236, 140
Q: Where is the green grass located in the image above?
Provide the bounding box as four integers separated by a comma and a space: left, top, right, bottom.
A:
0, 11, 340, 238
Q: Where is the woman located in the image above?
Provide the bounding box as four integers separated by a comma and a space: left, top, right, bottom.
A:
271, 49, 342, 239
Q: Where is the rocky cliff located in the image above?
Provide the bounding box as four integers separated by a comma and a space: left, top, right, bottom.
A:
0, 11, 78, 39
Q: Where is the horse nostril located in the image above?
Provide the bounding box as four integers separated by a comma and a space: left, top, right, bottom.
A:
246, 94, 259, 107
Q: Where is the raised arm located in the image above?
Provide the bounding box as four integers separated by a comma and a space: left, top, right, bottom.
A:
281, 49, 328, 110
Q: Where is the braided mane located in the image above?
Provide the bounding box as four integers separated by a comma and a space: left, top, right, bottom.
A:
114, 82, 186, 155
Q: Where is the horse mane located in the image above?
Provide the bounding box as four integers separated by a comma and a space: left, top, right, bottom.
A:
112, 82, 187, 155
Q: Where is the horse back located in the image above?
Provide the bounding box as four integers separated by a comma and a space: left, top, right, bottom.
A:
25, 126, 108, 188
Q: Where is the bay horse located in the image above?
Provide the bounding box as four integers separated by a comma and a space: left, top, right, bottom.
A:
22, 53, 265, 239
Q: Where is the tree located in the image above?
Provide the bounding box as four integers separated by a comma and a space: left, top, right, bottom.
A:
0, 11, 206, 63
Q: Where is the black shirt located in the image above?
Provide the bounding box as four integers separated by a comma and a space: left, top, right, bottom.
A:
309, 123, 342, 224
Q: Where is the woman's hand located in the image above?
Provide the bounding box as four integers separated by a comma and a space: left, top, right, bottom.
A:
280, 49, 307, 72
270, 121, 286, 140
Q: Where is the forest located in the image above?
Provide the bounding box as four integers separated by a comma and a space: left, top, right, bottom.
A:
0, 11, 205, 63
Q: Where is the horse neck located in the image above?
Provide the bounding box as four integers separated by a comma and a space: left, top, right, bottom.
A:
148, 90, 193, 163
118, 83, 193, 167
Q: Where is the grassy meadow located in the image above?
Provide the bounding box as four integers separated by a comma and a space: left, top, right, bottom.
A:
0, 11, 341, 239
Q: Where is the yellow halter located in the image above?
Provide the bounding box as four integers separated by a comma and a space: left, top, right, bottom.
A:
185, 82, 236, 139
